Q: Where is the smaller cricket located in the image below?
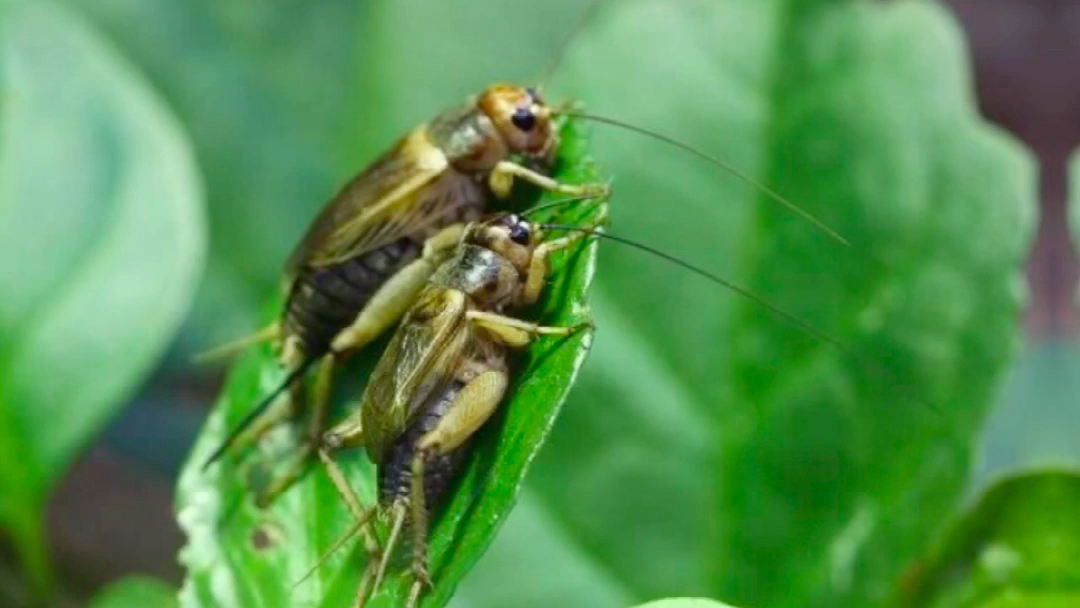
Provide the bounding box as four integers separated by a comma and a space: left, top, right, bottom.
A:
312, 207, 606, 608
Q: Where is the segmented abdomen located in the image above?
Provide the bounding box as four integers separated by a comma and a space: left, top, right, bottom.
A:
283, 237, 422, 359
378, 380, 469, 511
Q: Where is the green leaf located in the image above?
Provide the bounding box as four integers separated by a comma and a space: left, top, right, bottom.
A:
895, 470, 1080, 608
0, 0, 204, 592
89, 577, 178, 608
631, 601, 742, 608
176, 119, 606, 608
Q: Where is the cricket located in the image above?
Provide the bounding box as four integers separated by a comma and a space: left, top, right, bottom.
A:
313, 209, 607, 608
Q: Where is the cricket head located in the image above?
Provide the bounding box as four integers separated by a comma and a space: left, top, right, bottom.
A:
478, 84, 556, 164
467, 213, 541, 277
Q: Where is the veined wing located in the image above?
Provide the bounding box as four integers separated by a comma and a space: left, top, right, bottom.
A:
361, 288, 470, 463
285, 126, 453, 272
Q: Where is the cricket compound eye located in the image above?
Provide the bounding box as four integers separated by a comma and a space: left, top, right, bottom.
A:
511, 108, 537, 132
509, 222, 531, 245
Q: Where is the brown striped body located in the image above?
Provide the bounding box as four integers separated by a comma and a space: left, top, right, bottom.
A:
377, 380, 469, 510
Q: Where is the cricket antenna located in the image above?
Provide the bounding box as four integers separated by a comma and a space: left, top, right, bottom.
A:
556, 111, 851, 246
523, 192, 608, 219
201, 354, 325, 471
541, 224, 848, 350
536, 0, 609, 92
541, 223, 942, 416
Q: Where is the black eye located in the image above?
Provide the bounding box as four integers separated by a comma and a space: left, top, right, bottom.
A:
509, 223, 530, 245
511, 108, 536, 132
526, 87, 542, 104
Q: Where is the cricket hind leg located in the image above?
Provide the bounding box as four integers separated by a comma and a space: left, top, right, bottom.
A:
252, 355, 337, 507
404, 370, 510, 607
253, 234, 448, 504
191, 323, 280, 365
313, 448, 386, 608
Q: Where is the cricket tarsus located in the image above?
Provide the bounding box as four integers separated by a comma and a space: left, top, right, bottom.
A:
559, 111, 851, 246
201, 355, 325, 471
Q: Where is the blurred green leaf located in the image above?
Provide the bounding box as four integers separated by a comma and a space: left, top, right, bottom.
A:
176, 120, 606, 608
631, 601, 741, 608
354, 0, 589, 153
60, 0, 379, 345
895, 470, 1080, 608
0, 0, 204, 592
89, 577, 178, 608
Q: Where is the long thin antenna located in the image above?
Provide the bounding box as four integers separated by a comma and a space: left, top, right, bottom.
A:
542, 224, 942, 415
201, 355, 325, 471
523, 193, 606, 219
537, 0, 609, 91
542, 224, 846, 350
559, 111, 850, 246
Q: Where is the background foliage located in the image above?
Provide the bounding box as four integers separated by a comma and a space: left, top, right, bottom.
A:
0, 0, 204, 598
0, 0, 1053, 607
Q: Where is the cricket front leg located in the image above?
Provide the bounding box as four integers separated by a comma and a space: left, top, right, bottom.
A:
521, 206, 610, 304
488, 160, 610, 200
